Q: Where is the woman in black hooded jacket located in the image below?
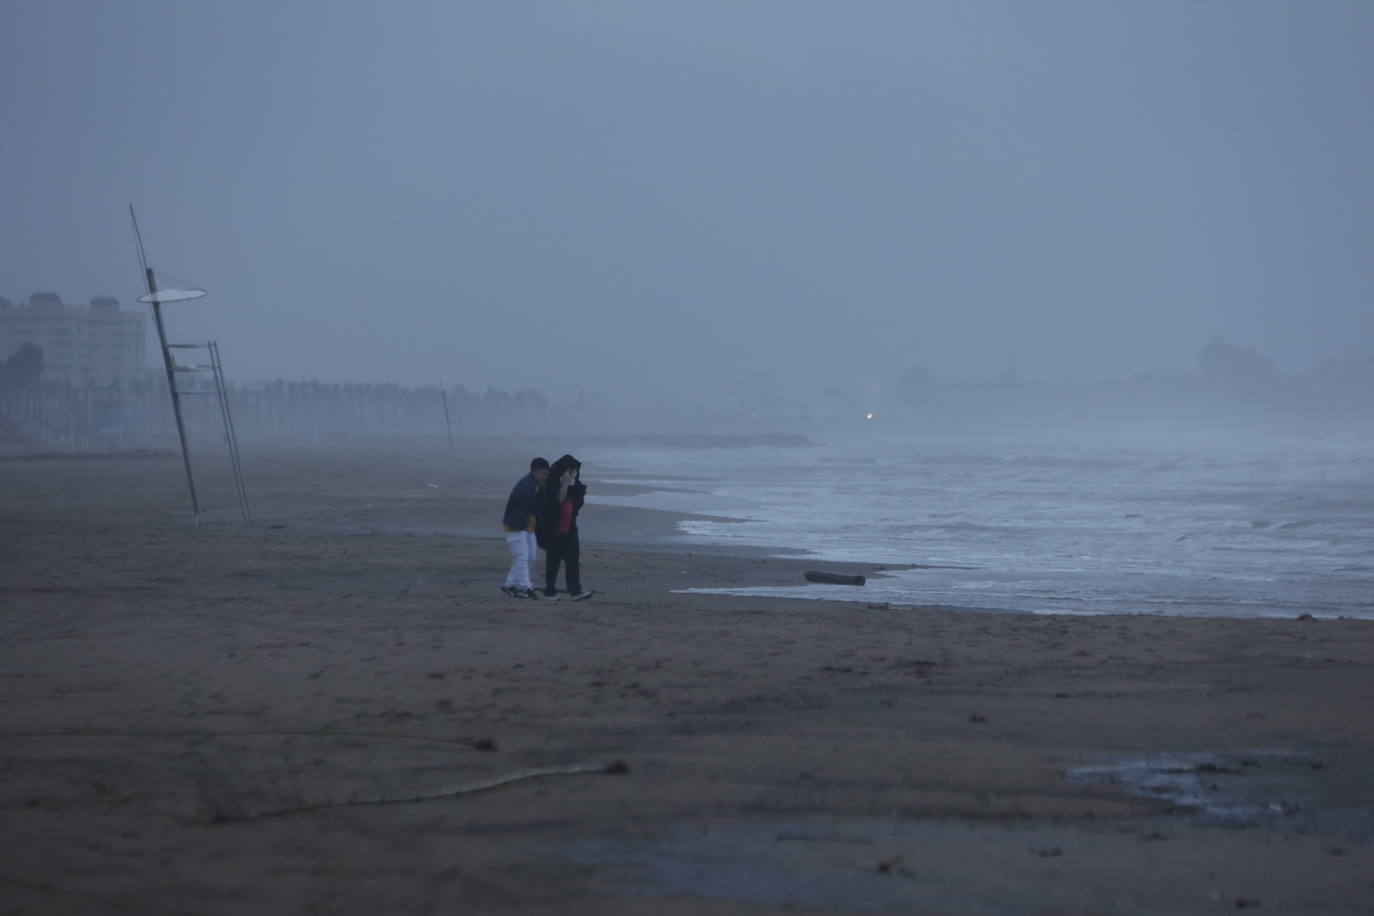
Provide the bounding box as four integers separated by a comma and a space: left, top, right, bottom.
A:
539, 454, 591, 600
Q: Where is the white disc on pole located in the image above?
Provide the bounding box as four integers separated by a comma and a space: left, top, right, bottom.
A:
139, 288, 207, 303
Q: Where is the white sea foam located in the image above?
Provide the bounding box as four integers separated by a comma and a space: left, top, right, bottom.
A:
584, 433, 1374, 619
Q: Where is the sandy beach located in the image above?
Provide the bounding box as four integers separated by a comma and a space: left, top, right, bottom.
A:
2, 442, 1372, 915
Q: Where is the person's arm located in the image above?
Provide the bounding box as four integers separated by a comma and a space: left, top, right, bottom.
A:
520, 478, 541, 518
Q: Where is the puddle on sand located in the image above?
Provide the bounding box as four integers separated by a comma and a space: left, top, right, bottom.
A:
552, 751, 1372, 911
557, 818, 1115, 914
1063, 749, 1374, 845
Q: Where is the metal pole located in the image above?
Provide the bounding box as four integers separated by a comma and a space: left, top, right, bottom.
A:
440, 388, 454, 453
211, 341, 253, 526
145, 267, 201, 524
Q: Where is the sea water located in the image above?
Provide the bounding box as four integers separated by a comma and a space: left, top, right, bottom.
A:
580, 431, 1374, 619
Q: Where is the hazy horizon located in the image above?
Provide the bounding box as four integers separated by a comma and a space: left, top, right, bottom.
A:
4, 1, 1372, 409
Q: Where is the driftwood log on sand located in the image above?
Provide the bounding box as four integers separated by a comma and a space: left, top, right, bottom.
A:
804, 570, 866, 586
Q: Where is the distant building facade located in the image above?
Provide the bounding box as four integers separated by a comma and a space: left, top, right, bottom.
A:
0, 293, 148, 385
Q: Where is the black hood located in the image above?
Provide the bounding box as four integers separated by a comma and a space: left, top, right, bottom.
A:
550, 454, 581, 479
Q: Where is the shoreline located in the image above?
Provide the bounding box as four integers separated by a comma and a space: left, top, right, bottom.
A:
3, 445, 1372, 913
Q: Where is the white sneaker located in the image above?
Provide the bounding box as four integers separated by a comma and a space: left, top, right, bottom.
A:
539, 590, 562, 601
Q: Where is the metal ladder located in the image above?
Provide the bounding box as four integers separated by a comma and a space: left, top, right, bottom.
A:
168, 341, 253, 526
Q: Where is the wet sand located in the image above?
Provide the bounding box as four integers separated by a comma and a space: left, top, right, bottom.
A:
2, 443, 1372, 914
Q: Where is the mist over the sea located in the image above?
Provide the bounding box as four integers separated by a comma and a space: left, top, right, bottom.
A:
3, 0, 1372, 424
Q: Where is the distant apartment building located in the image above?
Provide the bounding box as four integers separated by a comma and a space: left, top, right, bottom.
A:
0, 293, 148, 385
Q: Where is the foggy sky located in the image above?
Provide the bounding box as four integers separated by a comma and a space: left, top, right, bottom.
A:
3, 1, 1372, 407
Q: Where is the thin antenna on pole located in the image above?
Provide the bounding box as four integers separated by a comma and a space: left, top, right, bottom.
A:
130, 204, 150, 280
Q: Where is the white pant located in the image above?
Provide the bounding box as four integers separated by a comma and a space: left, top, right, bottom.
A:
504, 530, 538, 590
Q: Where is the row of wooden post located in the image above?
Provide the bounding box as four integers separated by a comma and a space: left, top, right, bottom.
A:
0, 379, 551, 446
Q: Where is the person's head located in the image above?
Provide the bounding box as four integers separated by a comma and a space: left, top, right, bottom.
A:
530, 457, 550, 484
552, 453, 581, 482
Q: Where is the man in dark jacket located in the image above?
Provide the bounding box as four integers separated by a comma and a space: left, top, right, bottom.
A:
501, 457, 549, 599
539, 454, 591, 600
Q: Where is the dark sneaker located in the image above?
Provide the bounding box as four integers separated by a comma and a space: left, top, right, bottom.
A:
538, 589, 562, 601
499, 585, 516, 597
517, 588, 540, 600
570, 590, 593, 601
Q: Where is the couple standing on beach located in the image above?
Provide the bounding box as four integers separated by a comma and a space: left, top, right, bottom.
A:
501, 455, 592, 601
